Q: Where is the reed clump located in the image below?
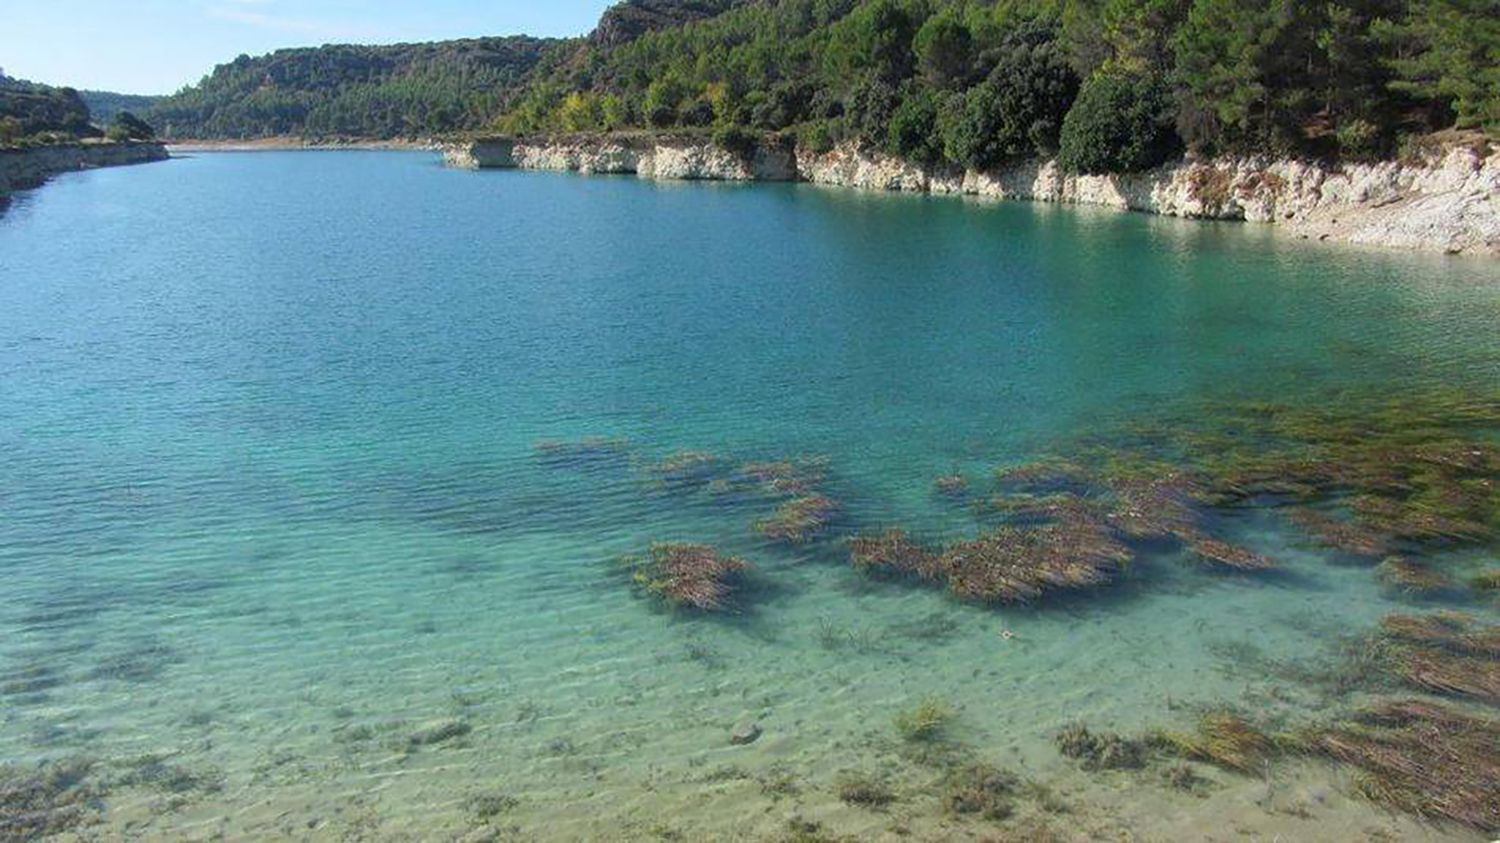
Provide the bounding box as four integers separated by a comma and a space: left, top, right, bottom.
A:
625, 543, 750, 612
941, 519, 1132, 603
940, 762, 1017, 820
1302, 699, 1499, 832
1152, 712, 1274, 774
848, 529, 941, 578
739, 456, 830, 497
1285, 508, 1391, 557
850, 503, 1133, 604
835, 773, 895, 808
1182, 535, 1276, 571
1054, 723, 1146, 771
1376, 613, 1500, 703
1379, 612, 1500, 655
646, 450, 723, 487
1376, 556, 1455, 595
755, 495, 840, 544
893, 698, 955, 742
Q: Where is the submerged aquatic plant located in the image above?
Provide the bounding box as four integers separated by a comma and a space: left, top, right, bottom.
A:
754, 495, 840, 543
0, 759, 98, 841
1182, 535, 1276, 571
1285, 508, 1390, 558
940, 762, 1017, 820
933, 474, 969, 497
851, 504, 1133, 604
532, 436, 631, 466
893, 698, 955, 742
1378, 612, 1500, 703
1054, 723, 1146, 771
1304, 699, 1499, 832
848, 529, 941, 578
834, 773, 895, 808
646, 450, 724, 487
1376, 556, 1455, 595
739, 456, 830, 497
625, 543, 751, 612
1153, 711, 1274, 774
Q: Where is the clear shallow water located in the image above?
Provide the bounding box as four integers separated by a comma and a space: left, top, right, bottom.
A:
1, 152, 1498, 841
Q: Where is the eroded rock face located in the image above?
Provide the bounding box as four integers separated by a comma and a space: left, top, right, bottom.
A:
445, 137, 796, 182
590, 0, 749, 47
443, 136, 1500, 256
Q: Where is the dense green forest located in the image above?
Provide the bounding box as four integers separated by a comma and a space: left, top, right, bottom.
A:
144, 0, 1496, 171
146, 37, 559, 139
499, 0, 1498, 171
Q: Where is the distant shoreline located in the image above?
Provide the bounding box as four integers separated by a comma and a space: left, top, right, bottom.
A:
167, 137, 435, 153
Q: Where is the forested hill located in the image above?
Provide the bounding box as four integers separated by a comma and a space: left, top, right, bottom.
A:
0, 76, 95, 140
146, 37, 560, 139
498, 0, 1498, 171
147, 0, 1495, 172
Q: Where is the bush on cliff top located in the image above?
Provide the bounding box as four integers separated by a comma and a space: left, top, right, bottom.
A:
1058, 67, 1179, 175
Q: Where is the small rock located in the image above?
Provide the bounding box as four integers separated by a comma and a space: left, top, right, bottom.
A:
730, 721, 762, 746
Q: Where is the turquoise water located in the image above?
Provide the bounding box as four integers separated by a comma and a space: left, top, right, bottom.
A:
1, 151, 1498, 841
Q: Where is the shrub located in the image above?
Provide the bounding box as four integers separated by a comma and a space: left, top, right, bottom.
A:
940, 21, 1078, 170
712, 124, 758, 162
797, 120, 838, 154
913, 9, 973, 86
1058, 67, 1179, 174
885, 87, 943, 167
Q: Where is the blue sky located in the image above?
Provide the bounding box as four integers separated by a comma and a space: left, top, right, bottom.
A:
0, 1, 615, 94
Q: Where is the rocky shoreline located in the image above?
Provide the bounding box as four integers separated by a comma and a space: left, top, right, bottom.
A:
0, 141, 169, 199
446, 135, 1499, 256
166, 137, 436, 153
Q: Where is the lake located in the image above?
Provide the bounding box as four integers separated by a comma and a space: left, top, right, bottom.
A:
1, 151, 1497, 841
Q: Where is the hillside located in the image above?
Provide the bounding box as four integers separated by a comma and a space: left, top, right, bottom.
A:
145, 0, 1496, 171
147, 37, 562, 139
497, 0, 1498, 173
591, 0, 753, 45
0, 76, 97, 144
81, 90, 164, 125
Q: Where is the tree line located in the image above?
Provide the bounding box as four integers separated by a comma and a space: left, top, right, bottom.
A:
132, 0, 1497, 172
499, 0, 1497, 173
145, 38, 558, 139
